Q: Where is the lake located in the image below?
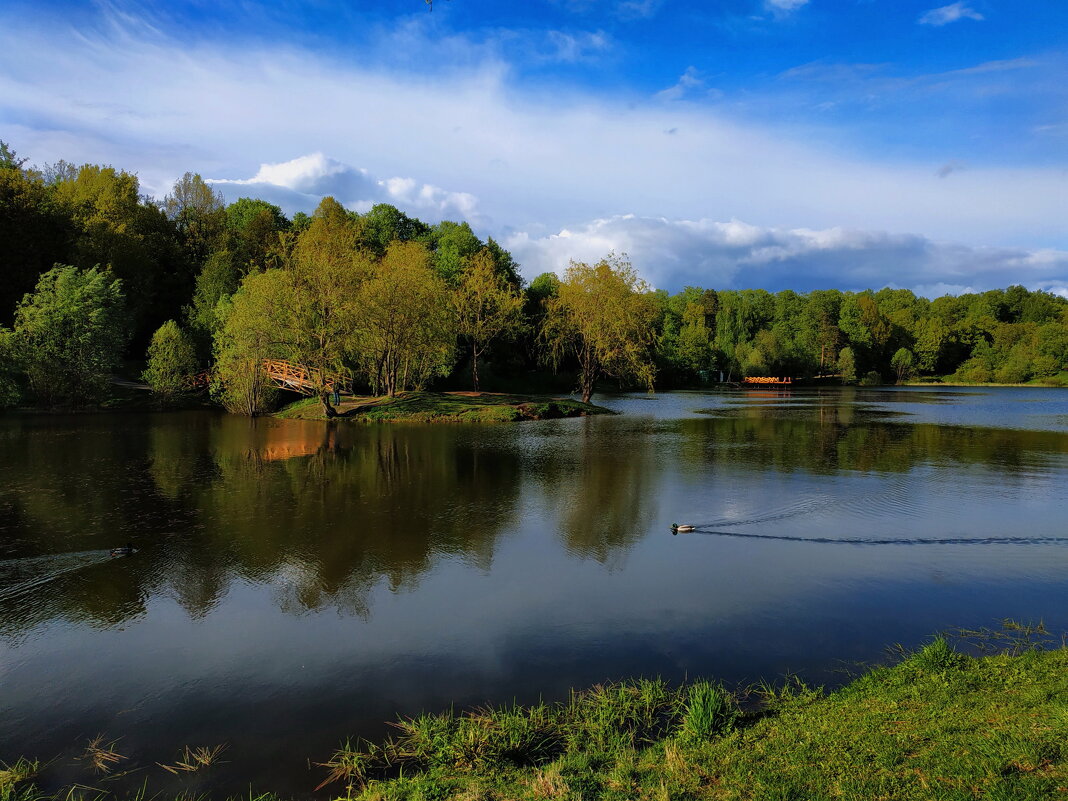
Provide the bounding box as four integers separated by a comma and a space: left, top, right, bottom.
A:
2, 386, 1067, 797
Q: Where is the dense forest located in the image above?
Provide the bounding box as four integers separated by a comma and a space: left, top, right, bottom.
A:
1, 141, 1066, 413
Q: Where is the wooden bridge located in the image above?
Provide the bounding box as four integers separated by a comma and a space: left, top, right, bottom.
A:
742, 376, 794, 386
261, 359, 353, 396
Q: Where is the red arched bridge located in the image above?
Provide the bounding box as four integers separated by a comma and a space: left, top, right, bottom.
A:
186, 359, 353, 396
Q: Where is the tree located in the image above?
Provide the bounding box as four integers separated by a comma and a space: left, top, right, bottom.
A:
452, 249, 525, 390
355, 242, 456, 396
838, 346, 857, 384
0, 165, 74, 323
164, 172, 227, 267
676, 301, 717, 375
53, 164, 185, 342
10, 265, 127, 407
0, 327, 21, 408
211, 281, 281, 416
542, 254, 658, 403
143, 320, 198, 401
186, 250, 241, 353
890, 347, 915, 383
0, 140, 27, 170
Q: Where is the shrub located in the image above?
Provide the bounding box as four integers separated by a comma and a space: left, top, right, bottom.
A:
10, 265, 127, 407
142, 320, 198, 401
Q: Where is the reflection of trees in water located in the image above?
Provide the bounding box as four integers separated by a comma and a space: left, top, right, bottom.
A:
533, 418, 662, 566
0, 414, 525, 636
684, 401, 1068, 476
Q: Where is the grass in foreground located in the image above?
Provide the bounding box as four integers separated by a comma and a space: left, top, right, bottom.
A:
317, 638, 1068, 801
4, 634, 1067, 801
277, 391, 613, 423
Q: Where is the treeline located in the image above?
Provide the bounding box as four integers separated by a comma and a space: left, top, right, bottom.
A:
1, 141, 1067, 413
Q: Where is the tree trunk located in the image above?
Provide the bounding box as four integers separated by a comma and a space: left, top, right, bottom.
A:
471, 343, 480, 391
320, 392, 337, 418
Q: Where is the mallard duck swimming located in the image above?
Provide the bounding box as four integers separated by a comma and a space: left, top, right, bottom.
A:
671, 523, 695, 533
110, 543, 135, 557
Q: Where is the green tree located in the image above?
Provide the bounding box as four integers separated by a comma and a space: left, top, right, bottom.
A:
186, 250, 241, 353
429, 220, 483, 283
355, 242, 456, 396
211, 281, 281, 416
0, 164, 74, 324
676, 301, 717, 376
163, 172, 227, 265
452, 248, 525, 389
0, 327, 21, 408
542, 254, 657, 403
10, 265, 127, 407
838, 346, 857, 384
142, 320, 198, 401
890, 347, 915, 383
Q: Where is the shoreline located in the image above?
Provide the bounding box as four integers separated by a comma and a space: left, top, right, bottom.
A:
5, 637, 1066, 801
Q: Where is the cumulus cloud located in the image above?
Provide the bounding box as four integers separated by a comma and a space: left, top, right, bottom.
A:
919, 2, 984, 26
207, 153, 480, 221
506, 215, 1068, 296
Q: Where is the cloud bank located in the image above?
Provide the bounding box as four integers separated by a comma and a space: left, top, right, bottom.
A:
507, 215, 1068, 298
208, 153, 479, 220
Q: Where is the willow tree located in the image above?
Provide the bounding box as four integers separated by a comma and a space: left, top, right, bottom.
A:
542, 254, 658, 403
355, 242, 455, 396
452, 248, 525, 390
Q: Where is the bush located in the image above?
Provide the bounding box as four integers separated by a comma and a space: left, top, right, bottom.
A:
859, 370, 882, 386
142, 320, 198, 401
10, 265, 127, 407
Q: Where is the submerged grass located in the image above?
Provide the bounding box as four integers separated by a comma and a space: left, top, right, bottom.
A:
276, 391, 612, 423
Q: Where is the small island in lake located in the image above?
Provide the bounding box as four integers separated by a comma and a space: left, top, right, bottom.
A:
276, 390, 612, 422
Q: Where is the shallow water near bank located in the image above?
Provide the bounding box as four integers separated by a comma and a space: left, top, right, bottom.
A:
1, 386, 1067, 797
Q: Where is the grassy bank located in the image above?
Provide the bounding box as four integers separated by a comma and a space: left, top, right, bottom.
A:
4, 638, 1067, 801
313, 639, 1068, 801
276, 391, 613, 423
905, 372, 1068, 388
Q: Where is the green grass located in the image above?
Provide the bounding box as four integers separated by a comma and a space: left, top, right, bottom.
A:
317, 639, 1068, 801
8, 634, 1068, 801
906, 372, 1068, 388
277, 391, 613, 423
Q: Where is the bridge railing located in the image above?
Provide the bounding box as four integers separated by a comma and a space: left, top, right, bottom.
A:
741, 376, 793, 385
261, 359, 353, 395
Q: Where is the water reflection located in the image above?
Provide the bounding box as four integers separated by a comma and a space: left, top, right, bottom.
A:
1, 389, 1068, 798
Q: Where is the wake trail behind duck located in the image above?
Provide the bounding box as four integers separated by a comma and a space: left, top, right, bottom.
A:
696, 530, 1068, 546
0, 550, 113, 602
688, 497, 830, 530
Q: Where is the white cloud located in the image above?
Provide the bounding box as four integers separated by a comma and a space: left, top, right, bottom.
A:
506, 215, 1068, 296
544, 29, 611, 62
0, 7, 1064, 295
655, 67, 713, 102
207, 153, 480, 221
765, 0, 810, 15
919, 2, 984, 26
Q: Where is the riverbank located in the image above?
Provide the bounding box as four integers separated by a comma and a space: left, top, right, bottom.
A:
3, 639, 1066, 801
276, 391, 613, 422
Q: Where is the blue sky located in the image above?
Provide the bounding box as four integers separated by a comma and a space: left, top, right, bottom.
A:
1, 0, 1065, 295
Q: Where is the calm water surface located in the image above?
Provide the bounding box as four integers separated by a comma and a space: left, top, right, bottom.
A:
2, 387, 1067, 796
